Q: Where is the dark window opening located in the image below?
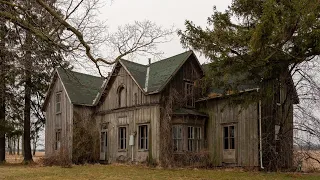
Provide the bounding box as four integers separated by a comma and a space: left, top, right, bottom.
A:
118, 127, 127, 150
223, 125, 235, 150
138, 125, 148, 150
173, 125, 183, 152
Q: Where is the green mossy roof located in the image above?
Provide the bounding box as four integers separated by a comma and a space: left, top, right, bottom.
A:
120, 51, 193, 93
57, 68, 105, 106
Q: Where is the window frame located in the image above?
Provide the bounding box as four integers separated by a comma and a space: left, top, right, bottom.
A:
223, 125, 235, 150
118, 126, 127, 150
55, 129, 61, 151
55, 92, 62, 114
172, 125, 183, 152
185, 82, 195, 107
138, 124, 148, 150
187, 126, 202, 152
117, 86, 126, 108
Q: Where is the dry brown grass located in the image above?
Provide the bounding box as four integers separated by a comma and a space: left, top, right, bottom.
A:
294, 150, 320, 172
5, 152, 45, 164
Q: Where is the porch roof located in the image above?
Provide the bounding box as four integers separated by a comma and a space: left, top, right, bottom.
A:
172, 108, 208, 117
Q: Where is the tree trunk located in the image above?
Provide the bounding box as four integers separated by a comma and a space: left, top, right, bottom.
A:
33, 137, 36, 156
13, 137, 16, 155
17, 136, 20, 155
23, 31, 33, 162
8, 137, 12, 155
0, 23, 6, 163
0, 69, 5, 162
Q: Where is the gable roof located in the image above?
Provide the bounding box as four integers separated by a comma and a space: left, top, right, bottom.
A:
118, 50, 201, 94
57, 68, 105, 106
43, 68, 105, 110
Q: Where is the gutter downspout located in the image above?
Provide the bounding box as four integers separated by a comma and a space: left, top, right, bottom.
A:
257, 89, 264, 169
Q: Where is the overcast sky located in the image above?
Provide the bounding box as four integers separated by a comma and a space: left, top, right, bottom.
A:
74, 0, 232, 74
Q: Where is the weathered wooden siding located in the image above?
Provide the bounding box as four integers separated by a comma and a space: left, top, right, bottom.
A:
44, 76, 73, 158
205, 98, 259, 167
96, 65, 161, 163
98, 65, 160, 111
165, 55, 203, 106
96, 106, 160, 163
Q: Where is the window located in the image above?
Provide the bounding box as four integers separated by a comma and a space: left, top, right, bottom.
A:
55, 92, 61, 114
118, 127, 127, 150
276, 82, 282, 105
172, 125, 183, 152
138, 125, 148, 150
275, 125, 280, 140
223, 126, 235, 150
188, 126, 201, 152
118, 86, 126, 107
134, 93, 138, 105
185, 82, 194, 107
55, 129, 61, 150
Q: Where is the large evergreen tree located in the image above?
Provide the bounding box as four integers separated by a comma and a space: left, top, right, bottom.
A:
179, 0, 320, 90
179, 0, 320, 170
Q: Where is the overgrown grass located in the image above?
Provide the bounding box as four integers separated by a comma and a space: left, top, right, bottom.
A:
1, 164, 320, 180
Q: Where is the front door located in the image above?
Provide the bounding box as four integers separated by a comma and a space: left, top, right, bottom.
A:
222, 125, 236, 163
100, 131, 108, 161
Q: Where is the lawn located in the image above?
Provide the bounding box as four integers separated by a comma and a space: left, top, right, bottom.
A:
1, 164, 320, 180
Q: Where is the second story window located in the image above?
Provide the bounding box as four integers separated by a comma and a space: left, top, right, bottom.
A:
117, 86, 126, 108
56, 92, 61, 114
185, 82, 194, 107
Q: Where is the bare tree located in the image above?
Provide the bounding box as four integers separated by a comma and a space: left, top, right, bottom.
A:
0, 0, 174, 76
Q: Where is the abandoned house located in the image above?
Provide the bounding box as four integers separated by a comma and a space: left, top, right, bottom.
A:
43, 50, 298, 168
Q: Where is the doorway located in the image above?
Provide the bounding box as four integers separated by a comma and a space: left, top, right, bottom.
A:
222, 125, 236, 163
100, 128, 108, 161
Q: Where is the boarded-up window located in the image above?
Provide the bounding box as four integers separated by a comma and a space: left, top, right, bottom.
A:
138, 125, 148, 150
172, 125, 183, 152
118, 86, 126, 107
188, 126, 201, 152
223, 125, 235, 150
185, 82, 194, 107
56, 92, 61, 114
118, 127, 127, 150
55, 129, 61, 150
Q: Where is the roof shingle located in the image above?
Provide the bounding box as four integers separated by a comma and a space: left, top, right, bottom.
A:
57, 68, 105, 106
